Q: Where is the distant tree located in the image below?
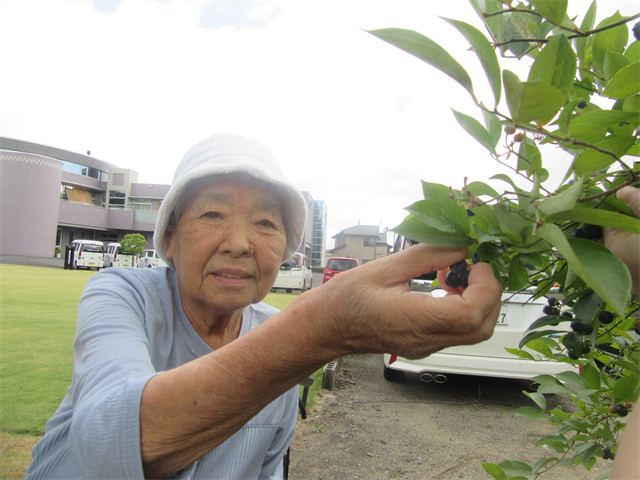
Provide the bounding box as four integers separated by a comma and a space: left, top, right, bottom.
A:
120, 233, 147, 256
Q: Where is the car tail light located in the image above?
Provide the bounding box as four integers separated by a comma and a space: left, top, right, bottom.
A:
389, 354, 397, 365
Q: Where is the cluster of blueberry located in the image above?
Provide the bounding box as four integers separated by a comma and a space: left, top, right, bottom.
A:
444, 260, 470, 289
572, 223, 603, 240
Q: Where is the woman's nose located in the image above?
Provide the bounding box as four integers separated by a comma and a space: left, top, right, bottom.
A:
218, 224, 254, 257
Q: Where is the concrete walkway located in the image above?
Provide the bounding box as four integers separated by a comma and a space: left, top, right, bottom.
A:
0, 255, 65, 268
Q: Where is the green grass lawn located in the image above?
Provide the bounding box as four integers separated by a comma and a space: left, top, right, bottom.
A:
0, 265, 321, 478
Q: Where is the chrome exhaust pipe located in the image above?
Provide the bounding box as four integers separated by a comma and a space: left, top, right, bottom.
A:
434, 374, 448, 384
419, 373, 434, 383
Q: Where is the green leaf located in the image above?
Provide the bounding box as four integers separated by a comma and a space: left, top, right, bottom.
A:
515, 406, 550, 422
568, 111, 640, 138
508, 256, 529, 291
498, 460, 533, 477
625, 40, 640, 64
604, 49, 631, 81
573, 290, 603, 322
520, 330, 562, 349
528, 34, 576, 95
524, 390, 547, 411
517, 137, 542, 177
481, 463, 507, 480
536, 435, 568, 448
537, 383, 575, 395
481, 106, 503, 148
393, 215, 474, 248
525, 339, 554, 358
592, 12, 628, 76
556, 371, 590, 390
574, 136, 637, 174
602, 61, 640, 99
526, 315, 570, 331
576, 1, 597, 70
451, 109, 496, 155
367, 28, 475, 100
476, 242, 504, 261
612, 375, 640, 403
535, 224, 631, 317
575, 389, 602, 403
442, 18, 501, 107
466, 181, 500, 199
564, 418, 589, 433
537, 178, 583, 216
503, 70, 566, 126
581, 361, 601, 390
528, 0, 567, 26
547, 208, 640, 234
422, 181, 451, 204
405, 200, 457, 233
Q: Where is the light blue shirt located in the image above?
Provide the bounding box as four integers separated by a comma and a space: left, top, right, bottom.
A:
25, 267, 297, 480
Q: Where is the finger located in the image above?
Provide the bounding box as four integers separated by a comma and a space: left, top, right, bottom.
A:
617, 186, 640, 218
423, 262, 502, 335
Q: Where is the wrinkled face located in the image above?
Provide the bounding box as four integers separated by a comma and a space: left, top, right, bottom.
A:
165, 176, 287, 317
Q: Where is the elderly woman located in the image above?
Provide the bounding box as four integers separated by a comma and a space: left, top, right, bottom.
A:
25, 134, 502, 479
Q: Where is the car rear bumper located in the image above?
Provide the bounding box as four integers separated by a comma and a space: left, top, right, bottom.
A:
384, 352, 576, 380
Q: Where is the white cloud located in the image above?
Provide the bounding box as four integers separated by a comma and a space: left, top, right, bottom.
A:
1, 0, 638, 248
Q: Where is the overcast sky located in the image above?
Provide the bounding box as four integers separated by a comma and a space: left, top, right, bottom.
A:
2, 0, 638, 248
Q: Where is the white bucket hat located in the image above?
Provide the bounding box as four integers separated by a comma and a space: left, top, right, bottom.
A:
154, 133, 307, 268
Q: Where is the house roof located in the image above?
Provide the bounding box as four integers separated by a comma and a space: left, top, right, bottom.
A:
332, 225, 379, 238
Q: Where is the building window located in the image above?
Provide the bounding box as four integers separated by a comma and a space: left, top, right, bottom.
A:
364, 238, 376, 247
109, 190, 126, 209
56, 229, 62, 246
131, 202, 152, 211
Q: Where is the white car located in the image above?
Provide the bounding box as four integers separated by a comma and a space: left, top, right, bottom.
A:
137, 249, 167, 268
383, 289, 576, 383
69, 240, 104, 270
272, 252, 313, 293
103, 242, 136, 268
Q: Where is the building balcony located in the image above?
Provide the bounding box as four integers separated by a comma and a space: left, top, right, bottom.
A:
58, 200, 157, 232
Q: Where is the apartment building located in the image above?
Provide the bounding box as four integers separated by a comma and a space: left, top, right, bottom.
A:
0, 136, 328, 261
330, 225, 391, 265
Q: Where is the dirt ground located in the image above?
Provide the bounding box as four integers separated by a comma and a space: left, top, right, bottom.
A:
289, 354, 611, 480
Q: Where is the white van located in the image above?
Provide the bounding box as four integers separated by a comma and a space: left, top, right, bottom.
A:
272, 253, 313, 292
70, 240, 104, 270
137, 249, 167, 268
103, 242, 136, 268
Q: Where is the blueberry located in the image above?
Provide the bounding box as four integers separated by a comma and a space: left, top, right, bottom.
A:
583, 323, 594, 336
582, 224, 603, 240
561, 311, 573, 319
547, 298, 558, 307
615, 404, 629, 417
571, 320, 584, 333
634, 21, 640, 42
598, 311, 614, 325
572, 227, 589, 239
567, 351, 579, 360
471, 252, 483, 264
450, 260, 468, 274
602, 447, 614, 460
445, 269, 469, 289
577, 100, 587, 109
543, 305, 560, 316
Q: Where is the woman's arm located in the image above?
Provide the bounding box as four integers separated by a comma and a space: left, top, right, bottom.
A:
140, 243, 502, 478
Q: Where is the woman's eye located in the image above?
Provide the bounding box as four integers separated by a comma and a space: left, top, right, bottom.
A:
258, 219, 276, 228
203, 211, 220, 219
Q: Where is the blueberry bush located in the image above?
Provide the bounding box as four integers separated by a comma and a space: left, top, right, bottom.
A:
369, 1, 639, 478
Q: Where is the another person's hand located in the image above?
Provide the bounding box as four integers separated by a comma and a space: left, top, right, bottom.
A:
603, 186, 640, 296
306, 243, 503, 360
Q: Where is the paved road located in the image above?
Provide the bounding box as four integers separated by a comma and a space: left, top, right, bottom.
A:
0, 255, 64, 268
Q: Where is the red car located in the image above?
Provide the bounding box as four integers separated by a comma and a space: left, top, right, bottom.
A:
322, 257, 359, 284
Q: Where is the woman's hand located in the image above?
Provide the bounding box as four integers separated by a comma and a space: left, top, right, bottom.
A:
603, 186, 640, 296
306, 243, 503, 360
